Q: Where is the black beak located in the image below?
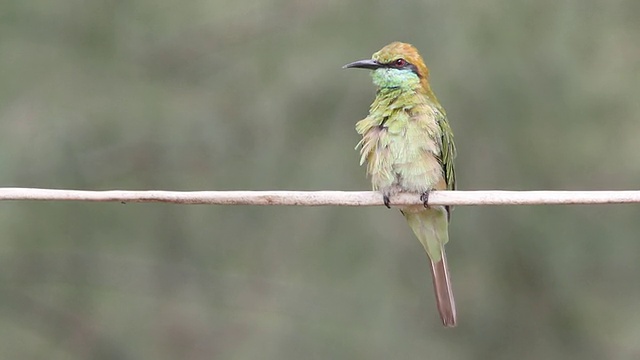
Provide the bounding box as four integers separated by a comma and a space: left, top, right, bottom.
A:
342, 59, 382, 70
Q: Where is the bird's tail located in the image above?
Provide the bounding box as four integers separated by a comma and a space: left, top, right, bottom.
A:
429, 246, 456, 327
403, 207, 457, 327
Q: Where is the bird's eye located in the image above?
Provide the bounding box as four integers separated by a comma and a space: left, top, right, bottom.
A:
394, 58, 407, 67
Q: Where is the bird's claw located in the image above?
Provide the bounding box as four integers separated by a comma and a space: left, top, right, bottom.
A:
420, 191, 430, 208
383, 195, 391, 209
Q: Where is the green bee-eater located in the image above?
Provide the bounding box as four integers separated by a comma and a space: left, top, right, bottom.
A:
344, 42, 457, 327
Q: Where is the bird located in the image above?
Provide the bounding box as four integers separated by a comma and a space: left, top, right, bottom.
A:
344, 42, 457, 327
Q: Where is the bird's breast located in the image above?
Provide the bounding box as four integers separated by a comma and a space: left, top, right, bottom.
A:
357, 108, 444, 194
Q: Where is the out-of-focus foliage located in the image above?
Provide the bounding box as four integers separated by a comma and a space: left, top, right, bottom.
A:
1, 0, 640, 359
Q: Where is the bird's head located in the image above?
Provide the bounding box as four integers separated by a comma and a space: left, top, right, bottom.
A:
343, 42, 430, 92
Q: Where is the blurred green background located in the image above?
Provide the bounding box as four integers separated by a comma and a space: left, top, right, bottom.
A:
2, 0, 640, 359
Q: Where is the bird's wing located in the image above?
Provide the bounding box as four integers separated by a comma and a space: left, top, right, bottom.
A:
436, 109, 456, 219
437, 110, 456, 191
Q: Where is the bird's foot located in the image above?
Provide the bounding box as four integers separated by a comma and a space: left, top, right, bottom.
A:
420, 191, 431, 209
383, 195, 391, 209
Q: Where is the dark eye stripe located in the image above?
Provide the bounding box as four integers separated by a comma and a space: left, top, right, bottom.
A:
406, 63, 421, 77
384, 61, 421, 77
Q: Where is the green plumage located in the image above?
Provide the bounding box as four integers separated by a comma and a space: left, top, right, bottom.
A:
346, 41, 458, 326
403, 209, 449, 262
355, 74, 456, 262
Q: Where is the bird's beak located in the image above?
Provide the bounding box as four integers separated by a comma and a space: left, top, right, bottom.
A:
342, 59, 382, 70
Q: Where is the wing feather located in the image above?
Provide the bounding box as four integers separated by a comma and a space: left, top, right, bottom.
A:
436, 107, 456, 218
